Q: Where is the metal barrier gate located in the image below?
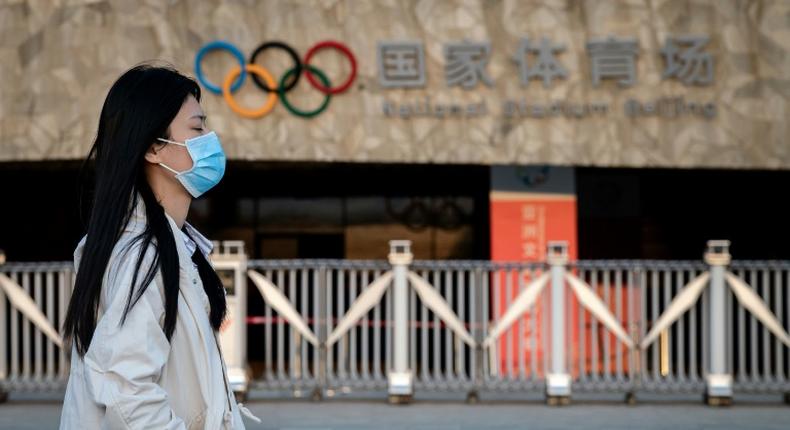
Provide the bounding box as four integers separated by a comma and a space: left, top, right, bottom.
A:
2, 240, 790, 405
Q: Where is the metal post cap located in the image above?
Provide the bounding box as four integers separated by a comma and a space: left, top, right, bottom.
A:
388, 240, 413, 265
704, 240, 731, 266
546, 241, 569, 265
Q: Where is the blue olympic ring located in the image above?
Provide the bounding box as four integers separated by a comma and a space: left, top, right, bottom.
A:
194, 40, 247, 94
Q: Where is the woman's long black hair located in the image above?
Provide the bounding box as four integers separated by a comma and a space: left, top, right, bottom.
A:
63, 62, 227, 357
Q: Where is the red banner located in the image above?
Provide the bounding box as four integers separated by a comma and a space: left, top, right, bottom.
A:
489, 166, 577, 377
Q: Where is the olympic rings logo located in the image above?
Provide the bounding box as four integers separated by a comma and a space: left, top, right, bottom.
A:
194, 40, 357, 119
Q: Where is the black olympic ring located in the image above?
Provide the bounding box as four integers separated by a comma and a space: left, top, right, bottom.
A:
248, 41, 302, 93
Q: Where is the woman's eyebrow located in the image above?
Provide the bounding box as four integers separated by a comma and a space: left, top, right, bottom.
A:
189, 114, 207, 120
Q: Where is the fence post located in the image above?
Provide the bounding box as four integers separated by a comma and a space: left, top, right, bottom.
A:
0, 248, 6, 404
468, 267, 484, 404
546, 241, 571, 405
314, 264, 328, 401
704, 240, 732, 406
212, 240, 249, 401
388, 240, 413, 403
626, 265, 641, 405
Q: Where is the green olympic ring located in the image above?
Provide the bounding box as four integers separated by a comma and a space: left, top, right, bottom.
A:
278, 65, 332, 118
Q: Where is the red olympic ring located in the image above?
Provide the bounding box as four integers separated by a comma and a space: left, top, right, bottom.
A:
303, 40, 358, 95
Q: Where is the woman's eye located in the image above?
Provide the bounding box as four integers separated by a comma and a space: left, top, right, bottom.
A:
193, 128, 204, 131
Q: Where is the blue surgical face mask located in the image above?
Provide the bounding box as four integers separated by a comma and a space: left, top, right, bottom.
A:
157, 131, 226, 198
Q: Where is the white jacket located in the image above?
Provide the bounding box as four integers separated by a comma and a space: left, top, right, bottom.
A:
59, 197, 254, 429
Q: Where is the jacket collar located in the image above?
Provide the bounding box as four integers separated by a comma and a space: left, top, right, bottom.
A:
182, 222, 214, 260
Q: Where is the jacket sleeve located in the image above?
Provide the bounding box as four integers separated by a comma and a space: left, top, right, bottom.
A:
81, 243, 186, 430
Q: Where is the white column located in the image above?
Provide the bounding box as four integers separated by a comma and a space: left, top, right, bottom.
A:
388, 240, 413, 399
704, 240, 732, 400
546, 241, 571, 399
213, 240, 249, 396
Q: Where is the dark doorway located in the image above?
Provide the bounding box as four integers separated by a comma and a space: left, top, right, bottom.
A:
577, 167, 790, 260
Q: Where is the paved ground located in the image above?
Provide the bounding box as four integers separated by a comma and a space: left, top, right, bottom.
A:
2, 392, 790, 429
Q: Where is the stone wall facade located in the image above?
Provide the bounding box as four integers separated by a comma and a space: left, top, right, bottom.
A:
1, 0, 787, 169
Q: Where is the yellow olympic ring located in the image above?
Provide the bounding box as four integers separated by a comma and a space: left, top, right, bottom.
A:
221, 64, 278, 119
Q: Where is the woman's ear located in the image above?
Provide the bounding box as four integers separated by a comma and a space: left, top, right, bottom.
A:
144, 143, 165, 164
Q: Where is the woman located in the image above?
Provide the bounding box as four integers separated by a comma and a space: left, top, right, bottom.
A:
59, 63, 259, 429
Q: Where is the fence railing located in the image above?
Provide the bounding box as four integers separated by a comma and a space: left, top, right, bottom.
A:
0, 262, 73, 393
2, 240, 789, 405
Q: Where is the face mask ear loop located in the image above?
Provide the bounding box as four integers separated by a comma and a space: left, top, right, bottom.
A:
157, 137, 187, 147
155, 137, 189, 175
159, 162, 181, 175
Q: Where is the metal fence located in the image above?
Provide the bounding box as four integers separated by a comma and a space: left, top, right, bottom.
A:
2, 245, 790, 402
242, 258, 789, 397
0, 262, 73, 392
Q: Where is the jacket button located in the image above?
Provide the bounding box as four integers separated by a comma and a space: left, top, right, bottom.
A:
192, 278, 197, 285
